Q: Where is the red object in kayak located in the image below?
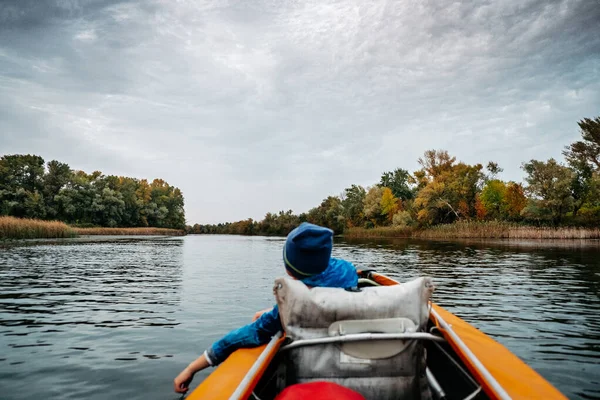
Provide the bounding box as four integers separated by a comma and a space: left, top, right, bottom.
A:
274, 381, 366, 400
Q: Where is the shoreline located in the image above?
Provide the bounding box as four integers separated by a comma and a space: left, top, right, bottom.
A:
3, 217, 598, 241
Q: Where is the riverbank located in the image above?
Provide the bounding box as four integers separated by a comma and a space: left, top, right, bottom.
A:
344, 221, 600, 240
0, 216, 185, 239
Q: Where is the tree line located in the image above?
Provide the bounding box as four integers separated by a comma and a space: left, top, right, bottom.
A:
188, 116, 600, 236
0, 155, 185, 229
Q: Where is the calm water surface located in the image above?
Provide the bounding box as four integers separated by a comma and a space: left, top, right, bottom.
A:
0, 235, 599, 399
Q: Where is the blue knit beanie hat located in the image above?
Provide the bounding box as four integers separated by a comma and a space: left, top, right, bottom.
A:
283, 222, 333, 279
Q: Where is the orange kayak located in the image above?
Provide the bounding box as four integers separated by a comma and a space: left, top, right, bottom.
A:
188, 270, 566, 400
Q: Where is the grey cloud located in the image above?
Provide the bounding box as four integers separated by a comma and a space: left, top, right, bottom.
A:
1, 0, 599, 223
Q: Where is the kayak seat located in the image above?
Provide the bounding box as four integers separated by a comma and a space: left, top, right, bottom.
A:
274, 276, 435, 400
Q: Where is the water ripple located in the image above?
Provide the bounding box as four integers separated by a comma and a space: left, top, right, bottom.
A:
0, 236, 598, 399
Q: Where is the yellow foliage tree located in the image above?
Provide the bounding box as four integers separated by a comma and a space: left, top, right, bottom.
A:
380, 187, 399, 223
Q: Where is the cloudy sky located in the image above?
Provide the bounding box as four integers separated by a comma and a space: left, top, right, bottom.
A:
1, 0, 599, 224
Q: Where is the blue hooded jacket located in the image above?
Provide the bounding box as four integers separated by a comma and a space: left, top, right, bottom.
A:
205, 257, 358, 366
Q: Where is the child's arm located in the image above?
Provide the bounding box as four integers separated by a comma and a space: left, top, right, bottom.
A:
173, 306, 282, 393
173, 352, 210, 393
207, 305, 281, 364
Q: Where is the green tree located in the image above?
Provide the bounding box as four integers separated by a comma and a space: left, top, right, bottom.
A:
563, 116, 600, 171
147, 179, 185, 228
307, 196, 344, 234
136, 179, 152, 227
341, 184, 366, 228
91, 187, 125, 227
520, 200, 552, 224
485, 162, 503, 180
522, 159, 574, 225
43, 160, 72, 218
568, 161, 594, 217
0, 154, 46, 217
166, 187, 186, 229
0, 154, 45, 193
112, 177, 142, 227
380, 168, 414, 200
479, 180, 507, 219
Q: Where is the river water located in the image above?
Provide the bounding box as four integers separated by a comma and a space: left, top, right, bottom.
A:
0, 235, 598, 399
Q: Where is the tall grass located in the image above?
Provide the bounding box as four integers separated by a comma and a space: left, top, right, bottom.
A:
414, 221, 513, 239
415, 221, 600, 239
0, 217, 185, 239
0, 216, 76, 239
506, 226, 600, 239
73, 227, 185, 236
345, 221, 600, 240
344, 226, 415, 238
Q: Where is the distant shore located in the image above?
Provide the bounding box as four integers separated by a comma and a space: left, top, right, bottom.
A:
0, 216, 185, 239
344, 221, 600, 240
3, 216, 598, 241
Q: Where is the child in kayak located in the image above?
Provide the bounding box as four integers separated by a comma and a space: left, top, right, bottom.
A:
174, 222, 358, 394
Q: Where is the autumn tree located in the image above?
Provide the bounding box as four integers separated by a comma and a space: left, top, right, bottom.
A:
504, 182, 527, 220
392, 210, 414, 227
363, 186, 385, 227
418, 150, 456, 179
446, 162, 485, 218
380, 187, 399, 223
414, 181, 453, 225
413, 150, 484, 225
474, 195, 487, 220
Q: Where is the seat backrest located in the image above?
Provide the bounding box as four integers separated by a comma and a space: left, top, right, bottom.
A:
274, 276, 435, 400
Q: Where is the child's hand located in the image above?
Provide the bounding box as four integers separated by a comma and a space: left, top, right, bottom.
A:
173, 367, 194, 393
252, 307, 273, 321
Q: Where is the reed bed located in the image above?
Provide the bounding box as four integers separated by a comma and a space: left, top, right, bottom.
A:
414, 221, 513, 239
346, 221, 600, 240
73, 227, 185, 236
0, 216, 76, 239
344, 226, 415, 238
506, 226, 600, 239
